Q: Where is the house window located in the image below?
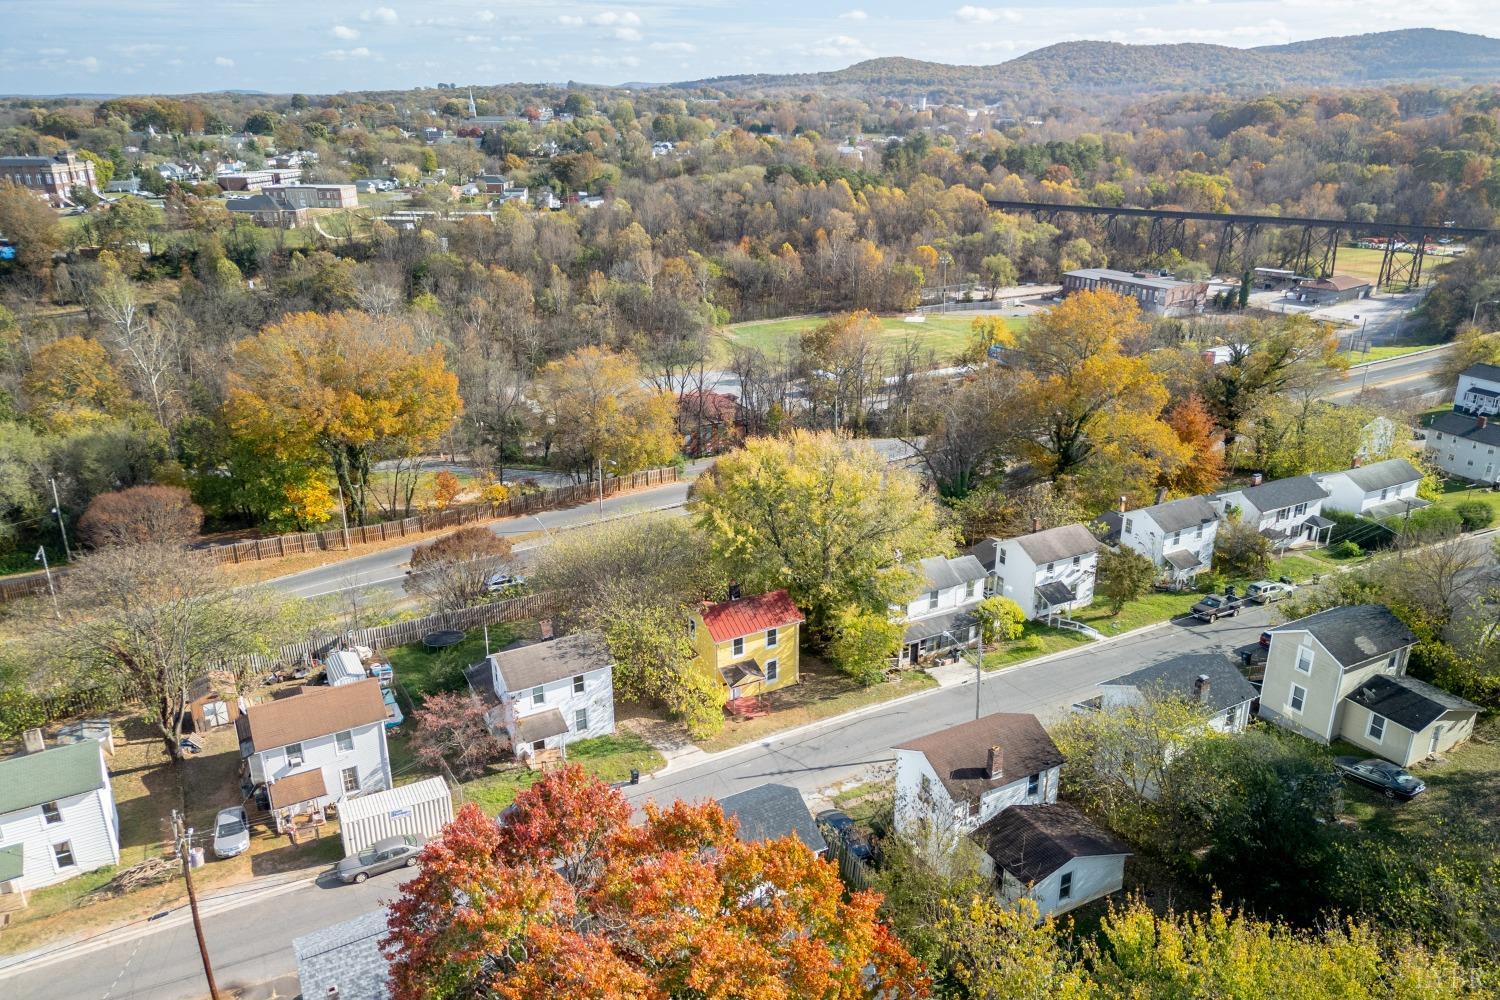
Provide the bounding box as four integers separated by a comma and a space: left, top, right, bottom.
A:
532, 739, 547, 753
1289, 684, 1306, 714
575, 708, 589, 731
341, 766, 360, 793
531, 685, 545, 706
1058, 870, 1073, 901
927, 590, 940, 611
1123, 518, 1133, 534
1294, 503, 1308, 516
1046, 562, 1054, 573
965, 580, 978, 600
1027, 773, 1040, 796
1195, 525, 1203, 539
766, 627, 778, 648
765, 659, 779, 683
41, 801, 62, 825
1295, 647, 1313, 674
997, 547, 1006, 564
286, 743, 304, 768
1072, 555, 1080, 566
732, 636, 744, 657
572, 674, 585, 694
1367, 714, 1386, 741
52, 841, 75, 869
336, 730, 354, 754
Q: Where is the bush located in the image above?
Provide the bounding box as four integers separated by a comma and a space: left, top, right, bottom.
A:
1392, 505, 1463, 542
1452, 499, 1495, 531
78, 485, 203, 548
1331, 540, 1362, 559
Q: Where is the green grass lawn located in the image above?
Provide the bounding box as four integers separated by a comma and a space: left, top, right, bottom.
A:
1339, 344, 1439, 364
715, 312, 1027, 365
459, 733, 666, 813
1428, 481, 1500, 525
1334, 245, 1453, 287
386, 626, 517, 705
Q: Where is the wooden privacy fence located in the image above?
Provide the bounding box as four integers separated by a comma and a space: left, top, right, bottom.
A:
220, 591, 557, 677
203, 466, 680, 565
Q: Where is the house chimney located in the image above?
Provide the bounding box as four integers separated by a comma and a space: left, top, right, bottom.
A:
1194, 674, 1211, 703
22, 728, 44, 754
986, 744, 1004, 779
539, 618, 555, 641
1119, 495, 1128, 513
1251, 472, 1263, 486
727, 582, 742, 602
1155, 486, 1168, 505
1479, 415, 1489, 430
1031, 516, 1042, 533
326, 986, 340, 998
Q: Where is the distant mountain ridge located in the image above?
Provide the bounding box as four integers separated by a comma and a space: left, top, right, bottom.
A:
675, 29, 1500, 99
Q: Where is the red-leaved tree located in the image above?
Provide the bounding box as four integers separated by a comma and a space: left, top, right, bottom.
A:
383, 766, 929, 999
409, 691, 508, 779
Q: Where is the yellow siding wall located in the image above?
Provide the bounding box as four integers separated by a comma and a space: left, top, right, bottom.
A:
690, 614, 800, 695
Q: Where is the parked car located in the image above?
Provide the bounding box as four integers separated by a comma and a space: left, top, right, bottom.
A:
816, 809, 873, 862
1259, 630, 1273, 649
335, 835, 423, 883
1246, 579, 1296, 604
485, 571, 527, 592
1334, 757, 1426, 800
1190, 594, 1243, 622
212, 806, 250, 859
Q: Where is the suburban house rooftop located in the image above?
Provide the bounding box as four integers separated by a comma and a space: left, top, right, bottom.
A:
895, 713, 1064, 804
0, 739, 105, 815
975, 802, 1130, 884
1428, 410, 1500, 447
293, 907, 391, 1000
1218, 474, 1328, 511
484, 631, 610, 692
1103, 653, 1258, 714
1013, 523, 1100, 564
700, 589, 804, 643
1268, 604, 1417, 666
717, 783, 828, 855
1134, 495, 1219, 532
1459, 361, 1500, 382
1322, 457, 1423, 492
916, 554, 988, 590
236, 679, 387, 755
1346, 674, 1480, 732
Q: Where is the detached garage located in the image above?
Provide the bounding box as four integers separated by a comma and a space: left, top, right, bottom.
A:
339, 778, 454, 857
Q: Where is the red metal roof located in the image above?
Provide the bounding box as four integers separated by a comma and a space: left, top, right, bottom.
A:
701, 590, 804, 644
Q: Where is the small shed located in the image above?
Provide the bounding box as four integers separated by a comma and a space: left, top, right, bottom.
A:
339, 777, 454, 857
185, 673, 240, 733
326, 650, 369, 687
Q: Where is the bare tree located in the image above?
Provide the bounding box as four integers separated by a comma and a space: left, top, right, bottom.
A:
41, 543, 289, 760
1384, 534, 1491, 627
404, 527, 514, 616
93, 273, 180, 425
78, 485, 203, 548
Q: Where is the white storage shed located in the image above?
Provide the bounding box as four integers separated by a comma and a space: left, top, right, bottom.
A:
338, 777, 454, 857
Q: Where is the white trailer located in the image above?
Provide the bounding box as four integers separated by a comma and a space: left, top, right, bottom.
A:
338, 777, 454, 857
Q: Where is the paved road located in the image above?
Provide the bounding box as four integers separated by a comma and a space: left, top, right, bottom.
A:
1318, 347, 1448, 404
0, 606, 1273, 1000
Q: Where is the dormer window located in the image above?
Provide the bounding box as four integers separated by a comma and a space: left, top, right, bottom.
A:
927, 590, 940, 611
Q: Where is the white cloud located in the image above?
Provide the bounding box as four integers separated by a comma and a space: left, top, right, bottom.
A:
614, 26, 643, 41
331, 25, 360, 40
325, 46, 374, 60
360, 6, 397, 24
476, 10, 496, 22
955, 5, 1021, 23
591, 11, 642, 27
558, 15, 585, 26
38, 46, 67, 56
840, 9, 868, 19
650, 41, 696, 53
214, 55, 235, 67
807, 34, 874, 60
73, 55, 101, 72
460, 34, 489, 44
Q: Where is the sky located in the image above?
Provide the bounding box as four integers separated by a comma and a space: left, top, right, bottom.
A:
2, 0, 1498, 96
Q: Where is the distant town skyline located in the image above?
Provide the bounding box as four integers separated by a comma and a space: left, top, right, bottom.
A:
3, 1, 1496, 95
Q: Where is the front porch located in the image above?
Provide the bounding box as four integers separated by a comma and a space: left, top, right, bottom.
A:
899, 609, 980, 666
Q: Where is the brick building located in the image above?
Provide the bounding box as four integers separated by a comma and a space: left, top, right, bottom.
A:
1061, 268, 1208, 316
0, 151, 97, 208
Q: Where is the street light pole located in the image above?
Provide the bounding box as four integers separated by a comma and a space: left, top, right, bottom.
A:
34, 546, 60, 619
1473, 299, 1500, 327
49, 476, 71, 562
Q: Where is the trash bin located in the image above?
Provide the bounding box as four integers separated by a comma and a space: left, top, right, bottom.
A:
630, 768, 640, 786
190, 847, 206, 869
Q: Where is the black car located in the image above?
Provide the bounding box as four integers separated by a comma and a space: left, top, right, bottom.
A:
1334, 756, 1426, 800
815, 808, 873, 862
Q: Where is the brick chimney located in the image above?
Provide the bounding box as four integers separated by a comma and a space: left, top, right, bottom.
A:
1251, 472, 1263, 486
1479, 415, 1489, 430
539, 618, 555, 641
1352, 456, 1362, 467
1031, 516, 1042, 533
727, 581, 742, 602
986, 744, 1004, 779
1119, 495, 1128, 513
1194, 674, 1211, 703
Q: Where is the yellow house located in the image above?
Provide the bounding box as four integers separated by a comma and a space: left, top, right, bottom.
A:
691, 589, 805, 701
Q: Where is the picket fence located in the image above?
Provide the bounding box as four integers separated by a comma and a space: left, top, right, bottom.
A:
203, 466, 679, 565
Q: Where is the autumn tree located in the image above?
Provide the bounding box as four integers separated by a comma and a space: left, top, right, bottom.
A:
1199, 314, 1344, 446
797, 310, 888, 430
906, 368, 1024, 498
23, 335, 128, 429
934, 896, 1093, 1000
1096, 545, 1157, 614
690, 431, 953, 639
1013, 290, 1188, 507
41, 542, 289, 760
404, 526, 513, 616
0, 181, 63, 276
383, 767, 928, 999
78, 485, 203, 548
410, 691, 507, 778
532, 346, 677, 475
224, 311, 461, 522
1163, 393, 1225, 495
827, 604, 905, 684
974, 596, 1025, 644
1212, 517, 1272, 578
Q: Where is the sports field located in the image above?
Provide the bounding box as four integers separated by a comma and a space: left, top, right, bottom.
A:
1333, 246, 1455, 286
717, 312, 1029, 364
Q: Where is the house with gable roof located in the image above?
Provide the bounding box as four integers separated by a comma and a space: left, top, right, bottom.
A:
972, 523, 1100, 620
1425, 362, 1500, 485
1312, 458, 1429, 521
1098, 494, 1219, 588
464, 631, 615, 758
691, 588, 805, 701
0, 739, 120, 894
1210, 474, 1335, 550
894, 554, 989, 665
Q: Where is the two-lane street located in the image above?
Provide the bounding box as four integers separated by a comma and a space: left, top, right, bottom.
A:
0, 605, 1275, 1000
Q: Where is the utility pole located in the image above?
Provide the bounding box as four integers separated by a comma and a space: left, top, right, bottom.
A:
172, 809, 221, 1000
34, 546, 60, 619
48, 477, 71, 562
974, 627, 984, 721
597, 459, 605, 518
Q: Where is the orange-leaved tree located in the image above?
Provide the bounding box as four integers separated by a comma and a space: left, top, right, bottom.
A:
223, 311, 460, 523
384, 766, 929, 1000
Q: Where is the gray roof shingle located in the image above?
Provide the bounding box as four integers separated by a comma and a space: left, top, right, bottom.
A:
1345, 674, 1480, 732
1139, 495, 1219, 533
294, 908, 391, 1000
487, 631, 610, 692
1269, 604, 1416, 666
896, 714, 1065, 804
1460, 362, 1500, 383
917, 554, 988, 591
1103, 653, 1258, 714
718, 783, 828, 855
1325, 458, 1424, 493
1428, 410, 1500, 447
1013, 524, 1100, 565
1219, 475, 1328, 514
975, 803, 1130, 884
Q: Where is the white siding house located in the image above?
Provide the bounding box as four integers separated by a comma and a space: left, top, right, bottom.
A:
1210, 475, 1334, 550
1312, 458, 1428, 520
466, 632, 615, 758
237, 681, 392, 827
1098, 654, 1258, 734
1454, 362, 1500, 417
1101, 495, 1219, 587
0, 739, 120, 893
1425, 364, 1500, 485
894, 554, 989, 665
975, 524, 1100, 620
975, 803, 1131, 919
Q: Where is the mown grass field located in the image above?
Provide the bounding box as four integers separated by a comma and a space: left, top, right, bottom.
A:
715, 313, 1028, 365
1334, 245, 1455, 286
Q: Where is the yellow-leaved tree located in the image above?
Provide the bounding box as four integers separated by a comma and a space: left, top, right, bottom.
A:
23, 335, 130, 432
532, 346, 678, 475
223, 311, 461, 523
